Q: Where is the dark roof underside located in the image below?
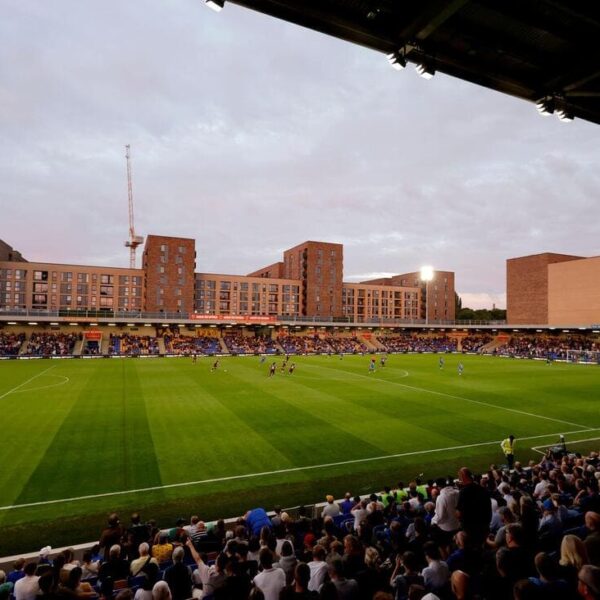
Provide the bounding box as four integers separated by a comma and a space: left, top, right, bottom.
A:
229, 0, 600, 125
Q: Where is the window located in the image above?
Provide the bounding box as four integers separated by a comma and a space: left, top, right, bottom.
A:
100, 285, 113, 296
15, 269, 27, 280
220, 281, 231, 291
34, 270, 48, 281
160, 244, 167, 251
77, 273, 89, 283
100, 274, 113, 284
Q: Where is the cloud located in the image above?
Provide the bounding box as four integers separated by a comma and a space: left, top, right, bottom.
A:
2, 0, 600, 301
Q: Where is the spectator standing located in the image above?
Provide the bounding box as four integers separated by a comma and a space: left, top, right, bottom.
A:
253, 549, 285, 600
500, 436, 516, 470
13, 563, 39, 600
163, 547, 191, 600
456, 468, 491, 547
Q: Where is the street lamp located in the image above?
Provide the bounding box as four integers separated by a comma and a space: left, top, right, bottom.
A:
420, 266, 434, 326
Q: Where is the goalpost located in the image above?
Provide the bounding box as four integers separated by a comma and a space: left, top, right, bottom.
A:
565, 349, 600, 364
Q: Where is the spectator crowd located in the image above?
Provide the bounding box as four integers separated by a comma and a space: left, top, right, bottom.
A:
5, 445, 600, 600
0, 332, 25, 356
24, 333, 78, 356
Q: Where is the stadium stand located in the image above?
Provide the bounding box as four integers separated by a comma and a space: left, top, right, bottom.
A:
321, 336, 368, 354
108, 335, 159, 356
24, 332, 78, 356
460, 334, 494, 353
377, 334, 458, 353
0, 332, 25, 356
163, 334, 221, 355
6, 446, 600, 600
222, 334, 278, 355
495, 334, 598, 360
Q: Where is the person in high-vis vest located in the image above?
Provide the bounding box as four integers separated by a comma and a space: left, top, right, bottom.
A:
501, 435, 515, 469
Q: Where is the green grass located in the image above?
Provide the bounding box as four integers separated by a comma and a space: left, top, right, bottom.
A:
1, 353, 599, 555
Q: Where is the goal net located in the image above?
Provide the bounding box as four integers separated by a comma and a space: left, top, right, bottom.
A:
565, 349, 600, 364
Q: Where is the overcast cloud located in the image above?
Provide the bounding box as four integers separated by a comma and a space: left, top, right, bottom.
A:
2, 0, 600, 309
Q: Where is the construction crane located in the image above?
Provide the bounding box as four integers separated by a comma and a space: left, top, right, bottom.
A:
124, 144, 144, 269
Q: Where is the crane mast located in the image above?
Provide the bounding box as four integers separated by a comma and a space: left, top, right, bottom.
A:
124, 144, 144, 269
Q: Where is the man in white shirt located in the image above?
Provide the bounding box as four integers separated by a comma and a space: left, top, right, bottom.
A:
14, 563, 39, 600
431, 478, 460, 547
321, 495, 341, 518
307, 545, 329, 592
253, 548, 285, 600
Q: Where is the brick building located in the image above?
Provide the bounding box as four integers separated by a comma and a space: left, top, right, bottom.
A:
362, 270, 456, 322
0, 236, 455, 322
506, 253, 583, 324
281, 241, 344, 318
507, 252, 600, 325
142, 235, 196, 314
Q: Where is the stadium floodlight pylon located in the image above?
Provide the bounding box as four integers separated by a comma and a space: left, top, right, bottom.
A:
124, 144, 144, 269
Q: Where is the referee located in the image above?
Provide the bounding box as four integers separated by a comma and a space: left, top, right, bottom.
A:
501, 435, 516, 470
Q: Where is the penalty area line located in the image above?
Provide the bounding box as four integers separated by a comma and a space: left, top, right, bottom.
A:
0, 428, 595, 512
530, 436, 600, 455
0, 365, 58, 400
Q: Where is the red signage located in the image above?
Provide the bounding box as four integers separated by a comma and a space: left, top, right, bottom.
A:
189, 314, 277, 323
84, 330, 102, 340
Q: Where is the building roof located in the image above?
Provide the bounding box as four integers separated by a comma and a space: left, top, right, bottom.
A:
229, 0, 600, 125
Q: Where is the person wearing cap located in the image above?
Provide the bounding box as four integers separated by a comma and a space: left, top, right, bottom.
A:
500, 435, 516, 470
322, 495, 341, 518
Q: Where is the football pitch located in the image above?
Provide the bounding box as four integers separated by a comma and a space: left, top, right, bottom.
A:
1, 353, 600, 555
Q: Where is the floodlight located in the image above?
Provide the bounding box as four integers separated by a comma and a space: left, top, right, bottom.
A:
387, 51, 406, 70
536, 97, 554, 116
557, 108, 574, 122
420, 266, 434, 282
205, 0, 224, 11
416, 63, 435, 79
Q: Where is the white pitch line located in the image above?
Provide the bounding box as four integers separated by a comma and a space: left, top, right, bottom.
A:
531, 436, 600, 454
0, 427, 595, 512
10, 375, 70, 395
0, 365, 57, 400
308, 363, 593, 431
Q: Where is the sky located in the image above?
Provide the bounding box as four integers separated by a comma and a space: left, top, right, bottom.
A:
2, 1, 600, 309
